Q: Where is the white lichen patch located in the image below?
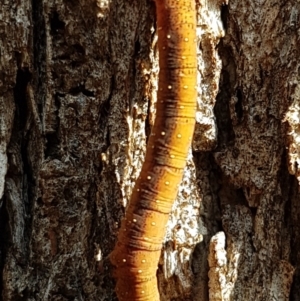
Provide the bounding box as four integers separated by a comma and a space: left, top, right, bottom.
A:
284, 84, 300, 184
161, 151, 202, 294
96, 0, 111, 18
193, 0, 226, 151
208, 232, 229, 301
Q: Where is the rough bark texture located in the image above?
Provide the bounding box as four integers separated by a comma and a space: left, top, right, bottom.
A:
0, 0, 300, 301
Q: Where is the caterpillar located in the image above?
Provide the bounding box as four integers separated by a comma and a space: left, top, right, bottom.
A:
110, 0, 197, 300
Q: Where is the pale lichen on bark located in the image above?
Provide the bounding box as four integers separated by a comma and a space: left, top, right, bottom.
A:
193, 0, 227, 151
158, 151, 202, 300
208, 231, 228, 301
285, 82, 300, 184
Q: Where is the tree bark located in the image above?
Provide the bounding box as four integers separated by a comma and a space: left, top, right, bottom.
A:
0, 0, 299, 301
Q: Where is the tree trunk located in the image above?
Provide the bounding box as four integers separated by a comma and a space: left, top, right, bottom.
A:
0, 0, 298, 301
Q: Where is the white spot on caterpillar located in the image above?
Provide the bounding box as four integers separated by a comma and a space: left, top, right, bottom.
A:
133, 219, 137, 223
184, 85, 188, 89
184, 37, 189, 42
161, 131, 166, 136
168, 85, 172, 89
165, 181, 170, 186
151, 222, 156, 226
122, 259, 126, 262
147, 176, 151, 180
177, 134, 182, 138
167, 34, 171, 39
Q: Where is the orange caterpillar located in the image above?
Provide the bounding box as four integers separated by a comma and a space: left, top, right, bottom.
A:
110, 0, 197, 300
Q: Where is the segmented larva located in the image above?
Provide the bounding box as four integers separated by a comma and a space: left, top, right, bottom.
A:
110, 0, 197, 300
